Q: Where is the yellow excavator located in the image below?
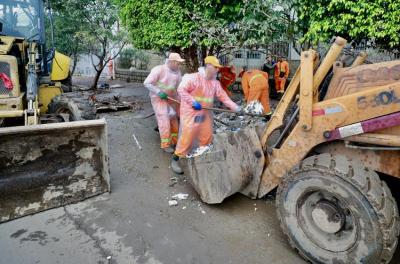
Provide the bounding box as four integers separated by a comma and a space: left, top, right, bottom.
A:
187, 37, 400, 263
0, 0, 109, 223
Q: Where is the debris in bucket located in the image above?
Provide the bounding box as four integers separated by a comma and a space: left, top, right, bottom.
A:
171, 193, 189, 200
212, 97, 270, 133
244, 100, 264, 115
186, 144, 214, 158
213, 111, 266, 134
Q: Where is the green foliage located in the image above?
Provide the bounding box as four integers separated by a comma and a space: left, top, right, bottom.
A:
116, 0, 195, 51
187, 1, 242, 49
236, 0, 288, 46
116, 0, 291, 71
116, 0, 290, 52
69, 0, 126, 56
117, 48, 150, 70
134, 50, 150, 70
117, 48, 135, 69
49, 0, 127, 88
297, 0, 400, 48
46, 0, 87, 70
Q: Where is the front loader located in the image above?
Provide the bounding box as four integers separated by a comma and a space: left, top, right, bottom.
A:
0, 0, 109, 223
187, 37, 400, 263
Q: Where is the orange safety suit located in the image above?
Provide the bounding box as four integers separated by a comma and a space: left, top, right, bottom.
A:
241, 70, 271, 114
174, 68, 238, 157
274, 60, 290, 93
144, 64, 181, 149
219, 66, 236, 96
108, 60, 114, 78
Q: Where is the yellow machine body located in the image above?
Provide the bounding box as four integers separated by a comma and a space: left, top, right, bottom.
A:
50, 51, 71, 81
0, 0, 108, 224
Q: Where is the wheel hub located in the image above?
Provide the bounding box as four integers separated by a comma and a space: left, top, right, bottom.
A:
311, 201, 344, 233
296, 191, 357, 252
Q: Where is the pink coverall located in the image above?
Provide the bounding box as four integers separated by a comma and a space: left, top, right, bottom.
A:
174, 68, 238, 157
144, 64, 182, 148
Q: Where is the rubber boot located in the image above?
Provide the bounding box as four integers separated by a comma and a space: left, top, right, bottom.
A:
263, 112, 272, 122
171, 155, 183, 174
163, 146, 175, 154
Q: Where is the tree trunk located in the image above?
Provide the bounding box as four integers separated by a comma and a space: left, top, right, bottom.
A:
209, 46, 215, 56
70, 53, 79, 76
200, 46, 207, 64
182, 45, 199, 73
92, 68, 103, 90
92, 58, 105, 90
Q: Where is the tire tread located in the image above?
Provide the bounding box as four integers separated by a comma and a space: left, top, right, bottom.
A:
276, 154, 399, 264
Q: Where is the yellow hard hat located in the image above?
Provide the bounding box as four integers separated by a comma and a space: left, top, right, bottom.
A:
204, 56, 222, 68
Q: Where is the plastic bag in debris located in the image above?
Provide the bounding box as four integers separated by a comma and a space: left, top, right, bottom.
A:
186, 144, 214, 158
244, 100, 264, 115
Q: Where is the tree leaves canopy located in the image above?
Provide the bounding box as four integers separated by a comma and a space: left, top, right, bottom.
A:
297, 0, 400, 49
116, 0, 290, 53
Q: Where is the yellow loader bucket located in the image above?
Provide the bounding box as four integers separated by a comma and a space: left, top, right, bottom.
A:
187, 126, 265, 204
0, 119, 110, 223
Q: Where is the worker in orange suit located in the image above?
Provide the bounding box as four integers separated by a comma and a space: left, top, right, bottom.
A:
241, 69, 271, 115
170, 56, 240, 174
274, 57, 290, 94
218, 65, 236, 97
108, 58, 114, 80
238, 65, 247, 78
143, 53, 185, 154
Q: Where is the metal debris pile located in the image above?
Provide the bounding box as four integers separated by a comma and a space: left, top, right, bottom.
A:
244, 100, 264, 115
73, 83, 146, 113
213, 99, 267, 134
93, 94, 144, 113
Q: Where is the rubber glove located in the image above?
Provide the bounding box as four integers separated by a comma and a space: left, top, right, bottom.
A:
158, 92, 168, 100
192, 101, 202, 110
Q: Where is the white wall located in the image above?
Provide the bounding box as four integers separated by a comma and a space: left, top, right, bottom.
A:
73, 54, 112, 77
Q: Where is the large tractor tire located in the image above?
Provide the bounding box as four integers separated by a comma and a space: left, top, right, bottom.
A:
48, 93, 96, 121
61, 73, 73, 92
276, 153, 399, 264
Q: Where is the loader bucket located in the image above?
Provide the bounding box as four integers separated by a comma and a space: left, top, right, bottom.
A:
187, 126, 265, 204
0, 119, 110, 223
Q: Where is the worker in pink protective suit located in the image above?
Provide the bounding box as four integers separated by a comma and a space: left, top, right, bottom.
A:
170, 56, 241, 174
144, 53, 185, 153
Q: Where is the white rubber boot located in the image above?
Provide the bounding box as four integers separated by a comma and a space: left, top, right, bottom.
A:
171, 159, 183, 174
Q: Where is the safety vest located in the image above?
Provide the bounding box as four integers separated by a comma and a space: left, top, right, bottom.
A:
194, 96, 214, 103
157, 81, 176, 91
249, 73, 264, 85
